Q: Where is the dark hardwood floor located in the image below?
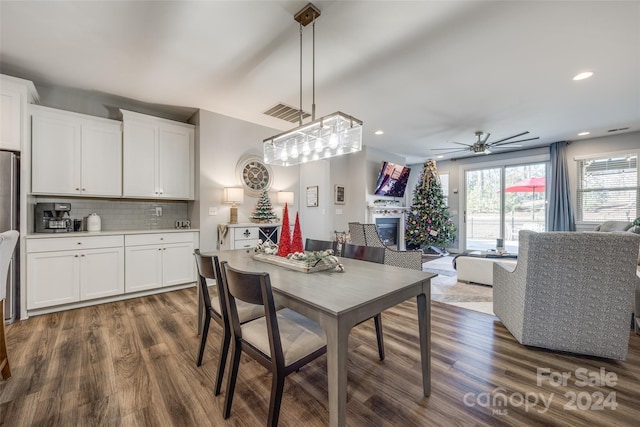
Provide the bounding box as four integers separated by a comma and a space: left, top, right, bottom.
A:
1, 287, 639, 426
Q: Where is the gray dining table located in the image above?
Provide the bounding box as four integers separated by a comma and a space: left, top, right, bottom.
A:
212, 249, 435, 427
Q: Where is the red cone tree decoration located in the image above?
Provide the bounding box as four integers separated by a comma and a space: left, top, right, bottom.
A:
291, 213, 304, 253
277, 203, 291, 257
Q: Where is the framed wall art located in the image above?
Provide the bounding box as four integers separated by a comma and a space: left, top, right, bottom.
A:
334, 184, 345, 204
306, 186, 319, 207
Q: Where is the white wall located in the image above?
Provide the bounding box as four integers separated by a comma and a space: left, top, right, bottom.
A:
195, 109, 299, 252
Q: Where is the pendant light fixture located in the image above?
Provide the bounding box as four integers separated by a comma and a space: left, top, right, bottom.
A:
263, 2, 363, 167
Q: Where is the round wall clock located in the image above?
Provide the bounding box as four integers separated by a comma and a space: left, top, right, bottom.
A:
236, 155, 273, 197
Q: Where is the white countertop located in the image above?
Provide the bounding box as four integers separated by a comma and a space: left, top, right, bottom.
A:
26, 229, 199, 239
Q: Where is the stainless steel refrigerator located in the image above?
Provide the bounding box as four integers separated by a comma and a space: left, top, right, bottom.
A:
0, 150, 19, 323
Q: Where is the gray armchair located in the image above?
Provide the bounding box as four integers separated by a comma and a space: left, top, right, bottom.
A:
493, 230, 640, 360
348, 222, 422, 270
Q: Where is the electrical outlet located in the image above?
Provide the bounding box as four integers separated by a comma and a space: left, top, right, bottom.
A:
155, 206, 162, 216
335, 208, 343, 215
208, 207, 218, 216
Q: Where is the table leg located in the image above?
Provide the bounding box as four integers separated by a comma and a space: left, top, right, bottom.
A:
324, 316, 349, 427
417, 293, 431, 396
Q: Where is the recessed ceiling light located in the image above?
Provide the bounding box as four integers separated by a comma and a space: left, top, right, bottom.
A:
577, 131, 590, 136
573, 71, 593, 81
437, 155, 444, 159
374, 130, 384, 135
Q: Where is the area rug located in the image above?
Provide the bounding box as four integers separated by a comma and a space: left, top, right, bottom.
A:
422, 256, 495, 317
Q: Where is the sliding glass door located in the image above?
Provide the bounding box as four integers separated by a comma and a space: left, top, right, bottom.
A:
465, 162, 547, 252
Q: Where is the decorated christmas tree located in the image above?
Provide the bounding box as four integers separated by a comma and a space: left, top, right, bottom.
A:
291, 213, 304, 253
250, 190, 278, 223
277, 203, 292, 257
406, 160, 456, 252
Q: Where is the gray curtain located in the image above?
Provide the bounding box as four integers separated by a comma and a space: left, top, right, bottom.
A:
548, 141, 576, 231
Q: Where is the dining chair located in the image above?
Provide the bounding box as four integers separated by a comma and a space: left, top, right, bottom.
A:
304, 238, 337, 253
193, 249, 263, 395
341, 242, 386, 360
220, 261, 327, 427
1, 230, 19, 380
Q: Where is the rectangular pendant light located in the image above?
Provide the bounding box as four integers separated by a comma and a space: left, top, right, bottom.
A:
263, 111, 363, 166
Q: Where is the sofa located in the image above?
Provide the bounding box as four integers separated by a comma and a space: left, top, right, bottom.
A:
493, 230, 640, 360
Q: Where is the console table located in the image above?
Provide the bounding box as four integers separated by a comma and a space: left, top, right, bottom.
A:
218, 223, 280, 250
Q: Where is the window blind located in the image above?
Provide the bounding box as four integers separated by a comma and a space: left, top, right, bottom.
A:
576, 154, 638, 222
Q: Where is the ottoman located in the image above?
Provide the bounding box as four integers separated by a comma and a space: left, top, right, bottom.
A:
456, 256, 518, 286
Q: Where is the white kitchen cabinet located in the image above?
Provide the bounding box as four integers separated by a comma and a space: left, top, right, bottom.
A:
124, 231, 197, 293
220, 223, 280, 250
0, 74, 38, 151
31, 105, 122, 197
121, 109, 194, 200
26, 235, 125, 310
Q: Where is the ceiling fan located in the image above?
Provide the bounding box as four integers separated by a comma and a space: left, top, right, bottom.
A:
432, 131, 539, 156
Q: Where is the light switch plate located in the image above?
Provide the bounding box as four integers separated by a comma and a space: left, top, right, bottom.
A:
208, 207, 218, 216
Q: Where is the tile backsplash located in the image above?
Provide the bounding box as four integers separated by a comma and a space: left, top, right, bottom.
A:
35, 197, 189, 231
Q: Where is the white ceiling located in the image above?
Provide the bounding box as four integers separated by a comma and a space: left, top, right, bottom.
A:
1, 1, 638, 163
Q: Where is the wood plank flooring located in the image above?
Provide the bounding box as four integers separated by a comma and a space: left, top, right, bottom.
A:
1, 287, 639, 426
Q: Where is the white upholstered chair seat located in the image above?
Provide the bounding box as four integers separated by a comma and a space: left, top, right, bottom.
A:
240, 308, 326, 366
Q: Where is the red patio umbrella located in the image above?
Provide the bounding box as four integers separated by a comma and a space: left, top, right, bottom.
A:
504, 176, 546, 193
505, 177, 546, 222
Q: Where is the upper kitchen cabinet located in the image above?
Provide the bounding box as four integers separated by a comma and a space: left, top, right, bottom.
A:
121, 110, 194, 200
31, 105, 122, 197
0, 74, 39, 151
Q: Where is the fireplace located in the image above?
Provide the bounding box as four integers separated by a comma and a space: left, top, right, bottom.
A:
368, 206, 408, 250
376, 218, 399, 247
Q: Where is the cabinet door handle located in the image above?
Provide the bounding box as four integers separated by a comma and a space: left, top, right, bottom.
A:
75, 254, 79, 258
158, 248, 162, 251
82, 188, 86, 191
81, 254, 85, 257
77, 242, 82, 245
76, 187, 80, 191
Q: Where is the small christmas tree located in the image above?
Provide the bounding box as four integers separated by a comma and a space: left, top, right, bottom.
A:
291, 213, 304, 253
250, 190, 278, 223
277, 203, 292, 257
406, 160, 456, 253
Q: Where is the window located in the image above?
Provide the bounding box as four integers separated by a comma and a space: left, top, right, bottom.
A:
439, 172, 449, 206
576, 153, 638, 222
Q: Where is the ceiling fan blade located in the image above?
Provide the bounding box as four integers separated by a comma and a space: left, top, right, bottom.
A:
451, 141, 472, 147
492, 145, 522, 148
491, 136, 540, 146
490, 131, 529, 145
432, 147, 469, 150
432, 148, 471, 155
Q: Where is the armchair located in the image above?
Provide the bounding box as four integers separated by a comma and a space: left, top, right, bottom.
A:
348, 222, 422, 270
493, 230, 640, 360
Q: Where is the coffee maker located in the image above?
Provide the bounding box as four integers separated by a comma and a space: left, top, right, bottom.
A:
35, 202, 72, 233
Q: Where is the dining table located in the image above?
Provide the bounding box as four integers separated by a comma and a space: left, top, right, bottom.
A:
211, 249, 435, 427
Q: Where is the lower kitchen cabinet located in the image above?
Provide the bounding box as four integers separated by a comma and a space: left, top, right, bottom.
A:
26, 235, 125, 310
25, 230, 197, 315
125, 232, 197, 293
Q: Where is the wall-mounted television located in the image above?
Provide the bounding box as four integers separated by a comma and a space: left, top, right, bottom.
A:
373, 161, 411, 197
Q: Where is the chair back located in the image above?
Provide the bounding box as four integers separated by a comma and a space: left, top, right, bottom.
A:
348, 222, 367, 246
362, 224, 386, 248
194, 249, 226, 319
0, 231, 19, 301
342, 243, 385, 264
220, 262, 283, 363
304, 238, 337, 253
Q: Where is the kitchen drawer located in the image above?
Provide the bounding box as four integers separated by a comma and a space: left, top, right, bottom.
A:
27, 235, 124, 253
232, 227, 259, 241
125, 231, 195, 246
233, 239, 259, 249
